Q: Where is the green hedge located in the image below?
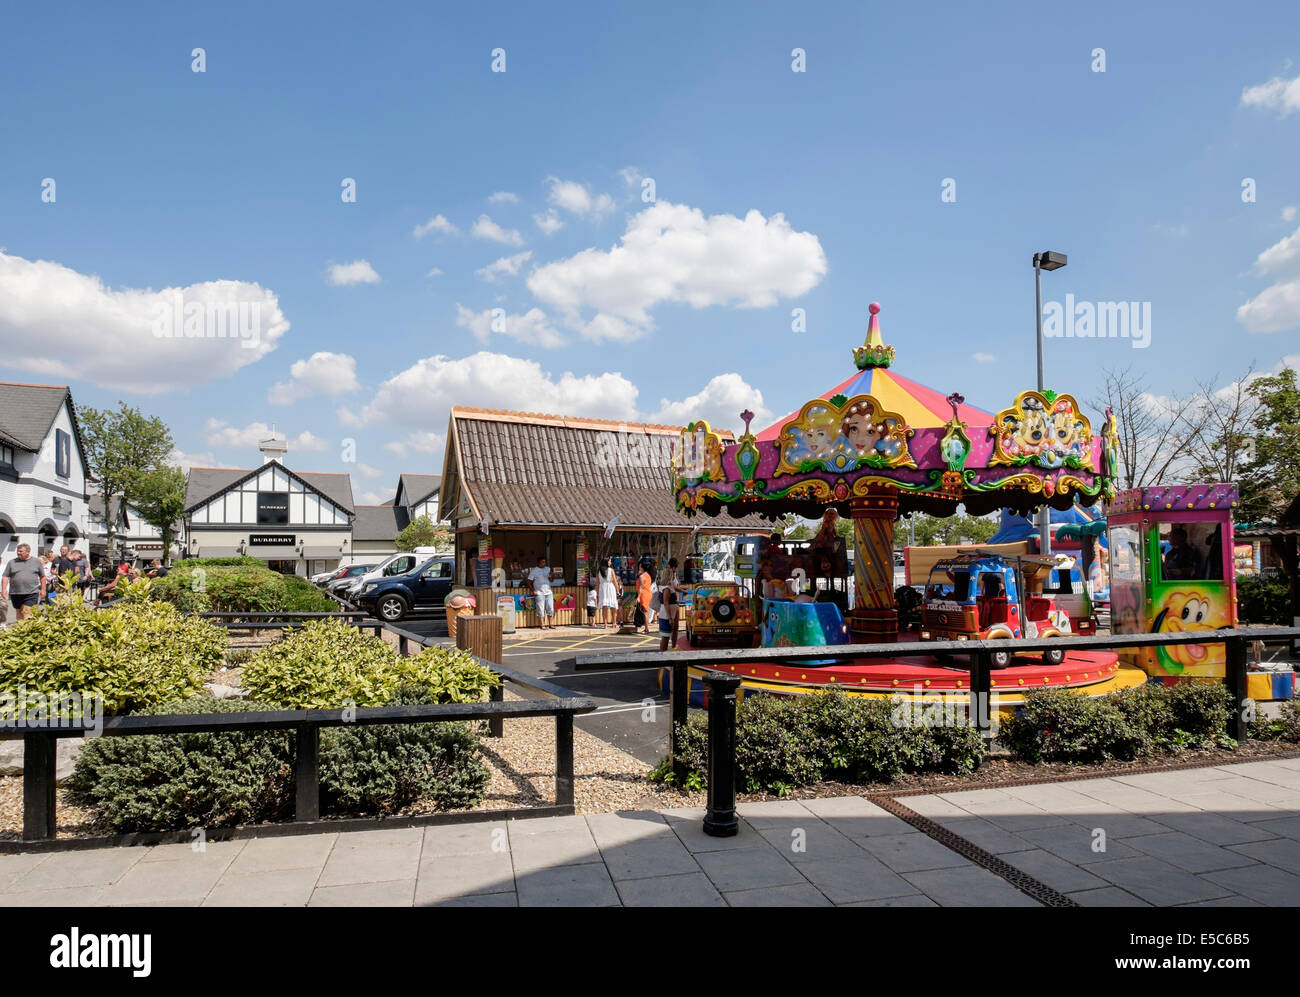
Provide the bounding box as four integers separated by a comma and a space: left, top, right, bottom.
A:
69, 692, 491, 831
149, 560, 336, 614
241, 618, 500, 709
1250, 699, 1300, 742
653, 692, 985, 795
1000, 681, 1237, 763
0, 597, 223, 715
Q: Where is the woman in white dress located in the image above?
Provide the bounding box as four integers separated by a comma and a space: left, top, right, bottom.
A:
597, 557, 619, 628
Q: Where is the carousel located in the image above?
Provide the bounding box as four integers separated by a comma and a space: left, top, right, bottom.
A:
668, 302, 1147, 711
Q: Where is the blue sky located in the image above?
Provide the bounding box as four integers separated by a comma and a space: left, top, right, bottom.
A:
2, 2, 1298, 504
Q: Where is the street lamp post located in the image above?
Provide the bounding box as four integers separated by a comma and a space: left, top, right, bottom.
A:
1033, 250, 1067, 557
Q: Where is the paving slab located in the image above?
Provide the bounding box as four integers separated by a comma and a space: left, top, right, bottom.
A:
1086, 856, 1235, 906
735, 799, 817, 827
309, 879, 416, 907
1137, 810, 1279, 845
615, 871, 726, 907
1067, 886, 1151, 907
796, 855, 916, 904
693, 845, 806, 893
1247, 815, 1300, 841
903, 865, 1040, 906
934, 816, 1036, 855
856, 831, 969, 873
98, 854, 235, 906
508, 821, 602, 874
1000, 848, 1110, 893
1228, 837, 1300, 876
1125, 832, 1260, 874
599, 833, 701, 882
422, 822, 508, 858
415, 849, 515, 903
1201, 864, 1300, 906
756, 819, 870, 864
12, 846, 143, 892
585, 810, 672, 847
424, 891, 519, 907
226, 833, 337, 875
660, 809, 765, 852
203, 867, 319, 906
724, 883, 831, 906
515, 862, 619, 906
1016, 823, 1141, 864
316, 835, 421, 887
840, 893, 938, 907
0, 885, 106, 907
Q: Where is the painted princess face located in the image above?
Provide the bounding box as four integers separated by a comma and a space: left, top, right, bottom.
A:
842, 411, 881, 453
804, 418, 837, 456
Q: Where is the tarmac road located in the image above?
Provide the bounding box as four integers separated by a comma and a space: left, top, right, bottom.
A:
398, 615, 671, 765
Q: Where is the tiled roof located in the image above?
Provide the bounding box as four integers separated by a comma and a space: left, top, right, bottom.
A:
0, 383, 73, 451
398, 473, 441, 507
352, 504, 408, 541
184, 463, 356, 513
449, 409, 768, 530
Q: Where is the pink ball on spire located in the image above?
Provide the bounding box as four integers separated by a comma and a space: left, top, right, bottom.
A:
869, 302, 880, 314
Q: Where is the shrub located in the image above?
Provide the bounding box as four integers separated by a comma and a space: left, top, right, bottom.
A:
67, 697, 295, 832
1165, 680, 1234, 749
241, 620, 501, 709
150, 561, 336, 614
1251, 699, 1300, 742
1000, 688, 1143, 763
1236, 575, 1290, 626
0, 598, 222, 715
654, 691, 986, 794
1114, 683, 1177, 754
320, 687, 490, 815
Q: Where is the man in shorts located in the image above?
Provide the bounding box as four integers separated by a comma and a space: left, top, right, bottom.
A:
528, 556, 556, 630
2, 544, 46, 621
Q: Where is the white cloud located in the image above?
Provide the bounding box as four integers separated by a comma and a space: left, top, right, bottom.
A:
526, 201, 827, 342
1241, 72, 1300, 115
269, 352, 360, 406
357, 463, 385, 478
0, 251, 285, 394
471, 214, 524, 247
474, 251, 533, 282
1283, 206, 1297, 222
547, 177, 615, 219
488, 191, 519, 204
167, 448, 217, 472
647, 373, 771, 436
426, 267, 444, 277
326, 260, 380, 286
413, 214, 458, 238
618, 166, 643, 190
202, 419, 330, 453
454, 304, 564, 348
973, 352, 995, 364
339, 351, 638, 431
358, 490, 391, 505
384, 431, 447, 460
534, 210, 564, 235
1238, 224, 1300, 333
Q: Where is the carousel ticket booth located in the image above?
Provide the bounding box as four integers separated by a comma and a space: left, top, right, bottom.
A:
1108, 483, 1238, 678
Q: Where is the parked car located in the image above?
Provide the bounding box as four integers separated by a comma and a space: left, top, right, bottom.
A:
341, 548, 442, 600
355, 555, 456, 622
323, 563, 376, 595
686, 581, 758, 647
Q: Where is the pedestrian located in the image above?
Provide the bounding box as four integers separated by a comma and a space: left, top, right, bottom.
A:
147, 558, 168, 578
658, 558, 680, 652
635, 557, 654, 635
68, 549, 91, 600
597, 557, 619, 629
2, 544, 47, 621
527, 555, 556, 630
585, 579, 597, 628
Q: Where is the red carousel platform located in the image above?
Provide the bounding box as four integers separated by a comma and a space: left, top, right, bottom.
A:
658, 631, 1143, 714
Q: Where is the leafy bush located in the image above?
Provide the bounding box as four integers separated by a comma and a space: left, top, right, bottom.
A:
999, 688, 1143, 763
320, 688, 490, 815
1251, 698, 1300, 742
1165, 681, 1234, 749
1236, 574, 1290, 626
150, 560, 336, 614
68, 697, 295, 832
653, 691, 986, 794
241, 619, 500, 709
0, 597, 222, 715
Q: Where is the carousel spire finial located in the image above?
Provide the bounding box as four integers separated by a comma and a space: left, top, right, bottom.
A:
853, 301, 895, 370
740, 409, 754, 435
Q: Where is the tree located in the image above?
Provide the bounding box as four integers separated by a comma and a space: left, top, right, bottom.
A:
1174, 365, 1261, 487
1237, 366, 1300, 524
131, 466, 187, 565
80, 403, 174, 557
1090, 366, 1192, 489
395, 514, 451, 552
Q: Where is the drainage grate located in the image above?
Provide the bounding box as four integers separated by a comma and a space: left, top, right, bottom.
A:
871, 795, 1079, 907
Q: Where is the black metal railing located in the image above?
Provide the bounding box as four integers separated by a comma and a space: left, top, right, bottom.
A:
196, 610, 383, 636
1, 618, 595, 848
576, 627, 1300, 787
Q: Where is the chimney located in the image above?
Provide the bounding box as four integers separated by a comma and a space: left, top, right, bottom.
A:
258, 424, 288, 465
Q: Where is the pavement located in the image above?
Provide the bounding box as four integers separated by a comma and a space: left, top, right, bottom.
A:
402, 618, 669, 764
3, 758, 1299, 906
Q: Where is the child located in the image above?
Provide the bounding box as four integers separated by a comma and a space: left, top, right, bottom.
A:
585, 583, 597, 627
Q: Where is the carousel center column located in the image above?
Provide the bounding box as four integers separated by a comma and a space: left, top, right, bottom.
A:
849, 489, 898, 641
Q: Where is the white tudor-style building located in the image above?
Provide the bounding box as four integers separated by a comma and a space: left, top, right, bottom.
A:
0, 382, 91, 562
181, 436, 355, 577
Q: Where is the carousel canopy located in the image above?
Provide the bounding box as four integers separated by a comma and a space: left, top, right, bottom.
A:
673, 303, 1119, 522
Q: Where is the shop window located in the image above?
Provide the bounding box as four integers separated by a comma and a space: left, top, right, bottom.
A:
257, 491, 290, 525
1156, 521, 1224, 582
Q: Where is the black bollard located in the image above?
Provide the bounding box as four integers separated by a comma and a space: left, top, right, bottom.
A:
702, 671, 742, 837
